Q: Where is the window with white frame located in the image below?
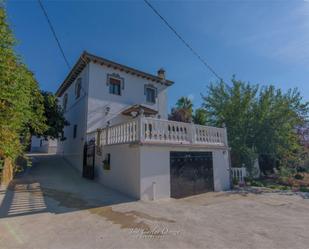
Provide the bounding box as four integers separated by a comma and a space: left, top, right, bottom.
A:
145, 85, 157, 104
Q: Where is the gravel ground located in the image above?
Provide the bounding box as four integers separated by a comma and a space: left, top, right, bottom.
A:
0, 154, 309, 249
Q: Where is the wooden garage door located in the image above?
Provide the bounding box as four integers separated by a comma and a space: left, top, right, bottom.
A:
170, 151, 214, 198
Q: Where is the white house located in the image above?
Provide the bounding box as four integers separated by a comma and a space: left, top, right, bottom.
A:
54, 51, 231, 200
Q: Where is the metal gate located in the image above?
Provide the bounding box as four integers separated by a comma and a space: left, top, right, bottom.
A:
83, 140, 95, 179
170, 151, 214, 198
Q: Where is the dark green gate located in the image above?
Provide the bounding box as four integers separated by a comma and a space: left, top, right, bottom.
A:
83, 140, 95, 179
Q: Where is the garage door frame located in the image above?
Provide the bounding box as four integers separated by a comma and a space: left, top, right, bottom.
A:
170, 151, 214, 198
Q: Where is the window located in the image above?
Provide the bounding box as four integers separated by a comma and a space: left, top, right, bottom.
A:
75, 78, 82, 99
107, 73, 124, 95
73, 125, 77, 139
63, 93, 68, 111
109, 77, 121, 95
145, 86, 156, 103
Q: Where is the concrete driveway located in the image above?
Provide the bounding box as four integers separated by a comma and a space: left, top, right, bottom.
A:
1, 154, 309, 249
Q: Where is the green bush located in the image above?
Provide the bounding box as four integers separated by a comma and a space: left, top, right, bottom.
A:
294, 173, 304, 180
250, 180, 264, 187
232, 177, 238, 186
279, 166, 296, 178
279, 185, 289, 191
299, 186, 309, 192
296, 166, 306, 173
269, 185, 279, 189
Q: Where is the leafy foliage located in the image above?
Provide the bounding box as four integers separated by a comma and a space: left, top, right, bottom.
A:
169, 97, 209, 125
0, 7, 46, 161
34, 91, 69, 140
169, 97, 193, 123
193, 108, 207, 125
202, 77, 309, 173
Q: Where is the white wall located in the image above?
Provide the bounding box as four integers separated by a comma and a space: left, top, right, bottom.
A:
30, 136, 46, 153
139, 145, 231, 200
87, 62, 169, 132
31, 136, 58, 153
139, 146, 170, 200
57, 65, 89, 172
212, 149, 231, 191
94, 144, 230, 200
95, 144, 140, 199
56, 60, 170, 173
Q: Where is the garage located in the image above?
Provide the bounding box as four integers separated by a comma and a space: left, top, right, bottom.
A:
170, 151, 214, 198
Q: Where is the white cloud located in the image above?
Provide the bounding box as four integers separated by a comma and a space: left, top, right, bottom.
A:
223, 2, 309, 66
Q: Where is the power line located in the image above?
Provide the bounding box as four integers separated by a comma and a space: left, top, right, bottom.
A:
144, 0, 224, 82
37, 0, 71, 70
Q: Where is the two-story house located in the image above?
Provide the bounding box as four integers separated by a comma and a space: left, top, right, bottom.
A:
54, 51, 231, 200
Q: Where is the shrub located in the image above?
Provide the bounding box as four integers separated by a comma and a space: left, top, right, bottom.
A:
269, 185, 279, 189
232, 177, 239, 186
296, 166, 306, 173
251, 180, 264, 187
299, 186, 309, 192
294, 173, 304, 180
279, 185, 289, 191
279, 166, 295, 178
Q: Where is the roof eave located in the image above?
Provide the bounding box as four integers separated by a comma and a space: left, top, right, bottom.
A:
55, 51, 174, 97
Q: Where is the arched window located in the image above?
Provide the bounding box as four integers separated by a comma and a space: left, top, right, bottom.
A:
75, 78, 82, 99
63, 93, 68, 111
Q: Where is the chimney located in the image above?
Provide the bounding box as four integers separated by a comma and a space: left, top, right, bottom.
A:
157, 68, 165, 80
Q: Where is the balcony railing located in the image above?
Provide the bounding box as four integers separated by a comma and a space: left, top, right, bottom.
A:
93, 117, 228, 147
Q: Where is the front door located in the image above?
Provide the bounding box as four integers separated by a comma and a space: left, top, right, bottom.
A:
170, 151, 214, 198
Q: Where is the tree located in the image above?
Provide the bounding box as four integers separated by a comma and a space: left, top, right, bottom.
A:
202, 77, 309, 174
169, 97, 193, 123
33, 91, 69, 140
202, 78, 259, 171
0, 7, 46, 183
251, 86, 308, 172
193, 108, 207, 125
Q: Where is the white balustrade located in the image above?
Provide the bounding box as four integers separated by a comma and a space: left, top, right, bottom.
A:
143, 118, 191, 144
95, 117, 228, 147
194, 124, 226, 145
106, 119, 138, 145
231, 167, 247, 183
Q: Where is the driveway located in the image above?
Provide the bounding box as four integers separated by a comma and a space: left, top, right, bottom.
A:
1, 154, 309, 249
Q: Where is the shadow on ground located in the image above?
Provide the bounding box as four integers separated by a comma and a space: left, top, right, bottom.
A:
0, 154, 134, 218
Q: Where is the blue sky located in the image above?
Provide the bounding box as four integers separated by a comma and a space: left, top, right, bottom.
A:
6, 0, 309, 109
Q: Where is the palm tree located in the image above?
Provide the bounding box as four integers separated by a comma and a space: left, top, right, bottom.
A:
169, 97, 193, 123
176, 97, 193, 110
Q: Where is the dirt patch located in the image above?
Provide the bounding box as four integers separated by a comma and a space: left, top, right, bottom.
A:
181, 191, 254, 206
89, 206, 175, 233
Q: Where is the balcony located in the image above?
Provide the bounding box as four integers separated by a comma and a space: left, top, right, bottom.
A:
94, 117, 228, 148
